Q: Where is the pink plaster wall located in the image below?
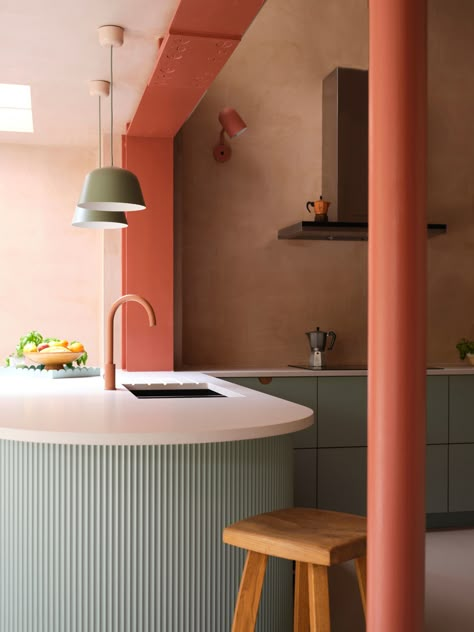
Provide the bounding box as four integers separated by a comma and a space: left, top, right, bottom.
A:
177, 0, 370, 368
177, 0, 474, 368
0, 143, 102, 366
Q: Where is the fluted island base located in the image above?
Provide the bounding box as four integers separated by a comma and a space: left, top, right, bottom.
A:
0, 436, 293, 632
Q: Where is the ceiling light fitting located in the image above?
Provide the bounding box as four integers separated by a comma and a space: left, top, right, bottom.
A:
72, 80, 128, 229
76, 25, 146, 213
213, 107, 247, 163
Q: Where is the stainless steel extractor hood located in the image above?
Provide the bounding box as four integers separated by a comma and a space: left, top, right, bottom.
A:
278, 67, 447, 241
323, 67, 369, 223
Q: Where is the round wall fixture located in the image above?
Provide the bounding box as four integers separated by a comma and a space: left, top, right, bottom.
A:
213, 143, 232, 162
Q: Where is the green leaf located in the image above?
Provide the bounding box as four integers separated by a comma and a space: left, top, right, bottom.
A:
456, 338, 474, 360
75, 350, 88, 367
15, 330, 43, 357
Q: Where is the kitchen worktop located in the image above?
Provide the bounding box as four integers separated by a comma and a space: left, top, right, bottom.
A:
205, 365, 474, 377
0, 370, 313, 445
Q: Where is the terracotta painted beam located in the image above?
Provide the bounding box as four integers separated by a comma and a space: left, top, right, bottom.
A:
169, 0, 266, 37
368, 1, 427, 631
126, 0, 265, 138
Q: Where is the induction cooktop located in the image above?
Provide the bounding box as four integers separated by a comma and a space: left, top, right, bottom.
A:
289, 364, 368, 371
289, 364, 444, 371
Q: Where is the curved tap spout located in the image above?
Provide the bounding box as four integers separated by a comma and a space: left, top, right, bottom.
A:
105, 294, 156, 390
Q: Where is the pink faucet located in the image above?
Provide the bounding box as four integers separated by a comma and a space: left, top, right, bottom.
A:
104, 294, 156, 390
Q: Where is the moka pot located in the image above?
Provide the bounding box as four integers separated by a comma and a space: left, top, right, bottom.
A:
305, 326, 336, 368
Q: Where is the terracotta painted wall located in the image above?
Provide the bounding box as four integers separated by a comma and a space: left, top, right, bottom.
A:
176, 0, 474, 368
0, 143, 102, 366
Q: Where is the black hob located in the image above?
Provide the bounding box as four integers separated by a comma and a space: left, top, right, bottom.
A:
289, 364, 444, 371
289, 364, 368, 371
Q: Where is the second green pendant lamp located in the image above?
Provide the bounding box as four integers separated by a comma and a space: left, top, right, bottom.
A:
77, 25, 145, 213
72, 80, 127, 229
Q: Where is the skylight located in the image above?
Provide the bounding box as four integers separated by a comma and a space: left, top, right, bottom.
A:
0, 84, 33, 133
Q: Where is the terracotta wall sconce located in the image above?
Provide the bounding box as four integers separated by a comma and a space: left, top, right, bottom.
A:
213, 107, 247, 162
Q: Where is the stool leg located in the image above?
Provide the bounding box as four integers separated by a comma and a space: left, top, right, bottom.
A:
354, 555, 367, 618
307, 564, 330, 632
294, 562, 310, 631
231, 550, 268, 632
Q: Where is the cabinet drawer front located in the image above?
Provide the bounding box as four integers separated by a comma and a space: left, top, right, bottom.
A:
426, 376, 449, 444
449, 444, 474, 512
224, 377, 317, 448
317, 445, 447, 516
294, 449, 317, 508
426, 444, 448, 514
449, 376, 474, 443
317, 447, 367, 516
318, 377, 367, 447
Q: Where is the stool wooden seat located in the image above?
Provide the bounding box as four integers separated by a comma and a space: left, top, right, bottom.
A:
223, 507, 367, 632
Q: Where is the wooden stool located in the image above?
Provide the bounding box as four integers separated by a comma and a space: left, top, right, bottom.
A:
223, 507, 367, 632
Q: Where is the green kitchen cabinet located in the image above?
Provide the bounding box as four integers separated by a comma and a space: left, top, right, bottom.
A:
221, 373, 474, 526
223, 377, 318, 448
426, 445, 448, 513
294, 448, 317, 508
449, 376, 474, 443
426, 376, 449, 444
317, 377, 367, 448
317, 447, 367, 516
449, 444, 474, 512
317, 445, 447, 517
316, 376, 448, 448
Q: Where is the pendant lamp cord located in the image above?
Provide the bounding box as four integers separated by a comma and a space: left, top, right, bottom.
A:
110, 45, 114, 167
98, 95, 102, 169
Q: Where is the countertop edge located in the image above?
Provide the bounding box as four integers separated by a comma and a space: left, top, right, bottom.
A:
0, 414, 314, 446
0, 371, 314, 445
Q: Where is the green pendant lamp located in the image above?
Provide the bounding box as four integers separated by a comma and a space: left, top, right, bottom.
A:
72, 207, 128, 229
73, 80, 128, 229
77, 25, 145, 213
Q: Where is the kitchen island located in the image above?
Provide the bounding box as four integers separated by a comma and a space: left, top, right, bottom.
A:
0, 372, 313, 632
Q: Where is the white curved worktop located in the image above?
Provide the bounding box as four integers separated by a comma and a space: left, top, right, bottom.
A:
0, 371, 313, 445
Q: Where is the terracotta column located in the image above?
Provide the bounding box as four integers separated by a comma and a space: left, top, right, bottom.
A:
121, 135, 174, 370
368, 1, 427, 631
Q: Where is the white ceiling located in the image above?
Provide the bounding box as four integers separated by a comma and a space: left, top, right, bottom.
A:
0, 0, 180, 147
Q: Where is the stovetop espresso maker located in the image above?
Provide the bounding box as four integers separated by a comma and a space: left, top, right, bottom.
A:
306, 326, 336, 368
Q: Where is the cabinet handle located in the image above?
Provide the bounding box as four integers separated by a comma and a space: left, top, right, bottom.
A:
258, 377, 273, 385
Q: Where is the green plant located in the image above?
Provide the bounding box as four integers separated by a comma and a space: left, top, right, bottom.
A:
456, 338, 474, 360
15, 330, 43, 357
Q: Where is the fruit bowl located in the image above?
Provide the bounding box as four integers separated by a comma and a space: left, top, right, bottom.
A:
24, 350, 83, 371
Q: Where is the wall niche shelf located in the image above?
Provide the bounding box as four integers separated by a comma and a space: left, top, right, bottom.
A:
278, 221, 447, 242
